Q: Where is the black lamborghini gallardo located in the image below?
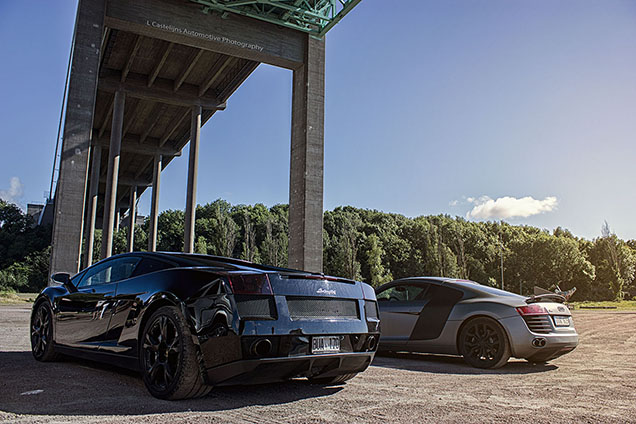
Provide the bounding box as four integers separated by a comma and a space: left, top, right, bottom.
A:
31, 253, 380, 399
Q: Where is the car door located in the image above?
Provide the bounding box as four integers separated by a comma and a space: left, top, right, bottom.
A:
376, 283, 431, 344
407, 283, 464, 352
55, 257, 140, 349
101, 256, 176, 354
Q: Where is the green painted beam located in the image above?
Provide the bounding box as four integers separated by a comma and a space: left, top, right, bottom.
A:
189, 0, 362, 37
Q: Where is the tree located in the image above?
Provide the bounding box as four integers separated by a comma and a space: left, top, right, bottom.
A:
240, 209, 259, 262
362, 234, 392, 287
0, 200, 51, 269
585, 222, 636, 300
261, 213, 288, 267
195, 199, 237, 257
195, 236, 208, 254
505, 232, 595, 297
157, 210, 185, 252
323, 208, 362, 280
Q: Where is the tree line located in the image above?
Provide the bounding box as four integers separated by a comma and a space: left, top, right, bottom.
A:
1, 199, 634, 300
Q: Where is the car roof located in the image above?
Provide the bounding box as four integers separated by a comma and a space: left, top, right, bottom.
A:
377, 276, 525, 300
99, 251, 358, 283
387, 276, 475, 285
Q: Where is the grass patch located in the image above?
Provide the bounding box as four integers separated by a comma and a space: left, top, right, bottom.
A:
0, 291, 37, 304
570, 300, 636, 311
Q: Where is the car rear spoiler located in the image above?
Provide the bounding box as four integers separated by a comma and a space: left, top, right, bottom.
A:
525, 293, 566, 304
277, 272, 357, 284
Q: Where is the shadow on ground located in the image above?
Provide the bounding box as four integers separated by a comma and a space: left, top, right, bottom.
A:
371, 351, 557, 375
0, 351, 342, 416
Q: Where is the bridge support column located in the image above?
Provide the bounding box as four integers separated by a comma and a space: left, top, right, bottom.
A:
100, 90, 125, 259
148, 154, 162, 252
184, 105, 201, 253
115, 208, 121, 232
84, 145, 102, 268
127, 185, 137, 252
288, 36, 325, 273
49, 0, 106, 275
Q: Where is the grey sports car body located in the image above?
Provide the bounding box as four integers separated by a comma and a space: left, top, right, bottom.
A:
376, 277, 578, 368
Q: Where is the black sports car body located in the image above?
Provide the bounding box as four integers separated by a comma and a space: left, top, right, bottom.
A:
31, 252, 380, 399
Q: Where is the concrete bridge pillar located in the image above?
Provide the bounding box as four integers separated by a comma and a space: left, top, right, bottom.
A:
288, 37, 325, 273
100, 89, 125, 259
49, 0, 106, 275
184, 105, 202, 254
148, 154, 162, 252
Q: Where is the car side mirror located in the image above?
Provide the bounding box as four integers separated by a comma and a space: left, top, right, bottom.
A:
51, 273, 76, 292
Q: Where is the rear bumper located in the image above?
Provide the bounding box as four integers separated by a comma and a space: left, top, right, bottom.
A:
198, 331, 379, 386
500, 315, 579, 361
205, 351, 375, 386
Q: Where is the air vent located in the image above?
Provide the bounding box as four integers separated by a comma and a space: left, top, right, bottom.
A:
286, 297, 359, 320
235, 295, 276, 320
522, 315, 553, 334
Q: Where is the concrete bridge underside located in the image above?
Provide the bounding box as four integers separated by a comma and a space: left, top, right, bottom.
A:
50, 0, 325, 275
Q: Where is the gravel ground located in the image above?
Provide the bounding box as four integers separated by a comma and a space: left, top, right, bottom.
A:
1, 304, 635, 423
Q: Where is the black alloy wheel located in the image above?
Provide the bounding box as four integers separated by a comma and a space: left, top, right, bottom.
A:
143, 315, 181, 392
459, 317, 510, 369
31, 302, 58, 361
140, 306, 211, 399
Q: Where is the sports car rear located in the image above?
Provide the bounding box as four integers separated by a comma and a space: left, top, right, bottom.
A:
502, 301, 578, 362
193, 271, 380, 386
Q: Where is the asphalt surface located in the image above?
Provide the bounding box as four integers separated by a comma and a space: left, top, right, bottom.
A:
1, 304, 635, 423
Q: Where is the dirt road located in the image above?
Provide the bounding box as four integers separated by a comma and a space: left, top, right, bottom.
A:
1, 304, 635, 423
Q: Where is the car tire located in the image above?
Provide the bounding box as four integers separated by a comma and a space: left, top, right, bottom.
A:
140, 306, 211, 400
31, 301, 59, 362
459, 317, 510, 369
308, 373, 358, 385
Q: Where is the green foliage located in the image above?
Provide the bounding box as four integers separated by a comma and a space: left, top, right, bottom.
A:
0, 200, 52, 292
157, 209, 185, 252
1, 198, 635, 301
584, 226, 636, 301
505, 232, 594, 296
362, 234, 392, 287
196, 199, 237, 256
0, 247, 51, 292
323, 207, 363, 280
0, 200, 51, 270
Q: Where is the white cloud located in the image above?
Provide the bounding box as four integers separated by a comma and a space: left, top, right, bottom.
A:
0, 177, 24, 203
467, 195, 558, 220
449, 199, 459, 207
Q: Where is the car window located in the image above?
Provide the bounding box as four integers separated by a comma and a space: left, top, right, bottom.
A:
132, 257, 174, 277
69, 271, 84, 287
78, 257, 140, 288
377, 284, 430, 302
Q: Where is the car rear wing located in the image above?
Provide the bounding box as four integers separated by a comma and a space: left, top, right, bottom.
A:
525, 293, 566, 304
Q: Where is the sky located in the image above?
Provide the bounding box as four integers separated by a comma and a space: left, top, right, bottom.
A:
0, 1, 635, 241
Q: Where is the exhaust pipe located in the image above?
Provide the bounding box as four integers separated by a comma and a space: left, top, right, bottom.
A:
367, 335, 377, 351
532, 337, 547, 348
250, 338, 272, 356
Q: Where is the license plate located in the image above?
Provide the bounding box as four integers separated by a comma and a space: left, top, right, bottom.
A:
311, 336, 340, 354
553, 316, 570, 327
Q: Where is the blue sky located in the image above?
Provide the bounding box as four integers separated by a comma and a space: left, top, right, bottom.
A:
1, 1, 635, 241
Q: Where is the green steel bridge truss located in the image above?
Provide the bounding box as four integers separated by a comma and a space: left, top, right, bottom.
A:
189, 0, 362, 38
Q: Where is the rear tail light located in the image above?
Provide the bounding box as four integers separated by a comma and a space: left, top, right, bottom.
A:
516, 304, 548, 316
228, 274, 273, 295
360, 283, 376, 300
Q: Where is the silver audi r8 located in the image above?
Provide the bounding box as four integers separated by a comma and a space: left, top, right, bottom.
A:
375, 277, 578, 368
